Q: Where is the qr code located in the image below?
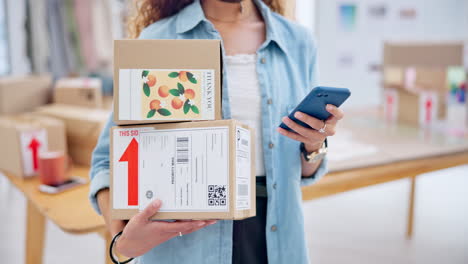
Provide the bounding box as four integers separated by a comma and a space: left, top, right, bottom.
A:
208, 185, 227, 206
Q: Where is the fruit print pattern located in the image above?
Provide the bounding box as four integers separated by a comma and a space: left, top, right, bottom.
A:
141, 70, 202, 119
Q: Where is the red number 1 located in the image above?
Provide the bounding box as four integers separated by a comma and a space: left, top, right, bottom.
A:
119, 138, 139, 206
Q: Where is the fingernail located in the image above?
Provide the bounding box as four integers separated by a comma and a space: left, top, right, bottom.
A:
208, 220, 217, 225
326, 105, 333, 111
197, 222, 205, 227
294, 112, 303, 119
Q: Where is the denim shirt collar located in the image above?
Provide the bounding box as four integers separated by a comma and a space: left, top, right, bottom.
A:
175, 0, 288, 54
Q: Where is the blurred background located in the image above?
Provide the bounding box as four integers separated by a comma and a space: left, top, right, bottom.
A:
0, 0, 467, 263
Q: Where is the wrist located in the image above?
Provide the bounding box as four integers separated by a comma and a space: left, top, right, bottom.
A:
304, 141, 324, 153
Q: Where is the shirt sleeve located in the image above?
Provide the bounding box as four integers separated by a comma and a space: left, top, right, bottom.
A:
300, 28, 329, 187
88, 113, 114, 215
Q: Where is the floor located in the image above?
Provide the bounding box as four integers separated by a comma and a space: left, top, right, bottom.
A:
1, 165, 467, 264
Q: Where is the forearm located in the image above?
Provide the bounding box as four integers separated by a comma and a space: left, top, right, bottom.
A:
96, 188, 125, 236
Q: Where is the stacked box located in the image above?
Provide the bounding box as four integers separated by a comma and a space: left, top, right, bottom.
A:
0, 113, 66, 177
111, 39, 256, 220
54, 77, 103, 108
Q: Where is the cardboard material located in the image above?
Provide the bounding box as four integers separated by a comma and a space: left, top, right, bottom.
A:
34, 104, 110, 166
383, 42, 464, 67
111, 119, 255, 220
114, 39, 222, 125
54, 77, 103, 108
0, 113, 66, 177
0, 75, 52, 114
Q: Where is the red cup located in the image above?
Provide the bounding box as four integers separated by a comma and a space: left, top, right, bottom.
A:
38, 151, 72, 186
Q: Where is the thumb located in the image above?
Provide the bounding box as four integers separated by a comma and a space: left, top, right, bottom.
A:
136, 199, 162, 222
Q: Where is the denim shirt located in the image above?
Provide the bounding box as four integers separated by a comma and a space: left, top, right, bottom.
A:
89, 0, 328, 263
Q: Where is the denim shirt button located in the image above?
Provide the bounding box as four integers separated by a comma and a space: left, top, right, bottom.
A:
260, 57, 266, 64
269, 142, 274, 149
271, 225, 278, 232
273, 183, 277, 189
267, 98, 273, 105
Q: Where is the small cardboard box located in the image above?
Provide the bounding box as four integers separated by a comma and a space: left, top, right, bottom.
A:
34, 104, 110, 166
0, 75, 52, 114
111, 119, 255, 220
114, 39, 222, 125
54, 77, 103, 108
0, 113, 66, 177
383, 66, 447, 91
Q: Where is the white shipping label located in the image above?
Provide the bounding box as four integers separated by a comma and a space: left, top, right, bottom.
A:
419, 92, 438, 126
383, 89, 398, 122
20, 130, 48, 177
112, 127, 153, 209
139, 127, 229, 212
119, 69, 215, 121
235, 126, 251, 210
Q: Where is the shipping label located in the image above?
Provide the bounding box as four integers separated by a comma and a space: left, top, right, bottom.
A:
419, 92, 438, 126
20, 129, 48, 177
383, 88, 398, 122
235, 126, 251, 210
119, 69, 215, 121
138, 127, 229, 212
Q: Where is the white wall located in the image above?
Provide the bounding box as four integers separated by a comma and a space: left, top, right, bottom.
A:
297, 0, 468, 108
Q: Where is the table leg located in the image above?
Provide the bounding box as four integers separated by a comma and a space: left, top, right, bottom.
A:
406, 176, 417, 238
26, 201, 45, 264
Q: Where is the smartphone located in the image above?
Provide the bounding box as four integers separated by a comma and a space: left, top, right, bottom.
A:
38, 176, 87, 194
279, 86, 351, 132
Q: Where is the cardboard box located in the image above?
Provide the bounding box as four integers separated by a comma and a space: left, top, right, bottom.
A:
0, 113, 66, 177
0, 75, 52, 114
383, 66, 448, 91
111, 119, 255, 220
114, 39, 222, 125
54, 77, 103, 108
383, 87, 446, 126
383, 42, 464, 68
34, 104, 110, 166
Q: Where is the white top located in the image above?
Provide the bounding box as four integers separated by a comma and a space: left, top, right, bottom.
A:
225, 54, 265, 176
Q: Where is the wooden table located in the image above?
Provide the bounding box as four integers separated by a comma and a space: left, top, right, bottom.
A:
1, 167, 109, 264
302, 110, 468, 238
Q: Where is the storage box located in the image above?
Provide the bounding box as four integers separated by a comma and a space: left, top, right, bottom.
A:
114, 39, 222, 125
54, 77, 103, 108
34, 104, 110, 166
383, 66, 448, 92
0, 113, 66, 177
111, 119, 255, 220
383, 42, 464, 68
0, 75, 52, 114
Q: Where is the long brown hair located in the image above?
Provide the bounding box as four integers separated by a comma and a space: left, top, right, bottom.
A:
127, 0, 285, 39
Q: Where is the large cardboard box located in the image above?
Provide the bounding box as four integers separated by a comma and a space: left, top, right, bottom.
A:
114, 39, 222, 125
0, 114, 66, 177
35, 104, 110, 166
54, 77, 103, 108
383, 42, 464, 67
0, 75, 52, 114
111, 119, 255, 220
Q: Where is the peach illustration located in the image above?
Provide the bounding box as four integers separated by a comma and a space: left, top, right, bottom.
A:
158, 85, 169, 97
171, 97, 183, 109
179, 71, 188, 82
149, 99, 161, 110
147, 74, 157, 87
185, 89, 195, 99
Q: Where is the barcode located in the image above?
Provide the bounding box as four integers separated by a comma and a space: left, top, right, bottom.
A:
237, 184, 248, 196
208, 185, 227, 206
176, 137, 189, 164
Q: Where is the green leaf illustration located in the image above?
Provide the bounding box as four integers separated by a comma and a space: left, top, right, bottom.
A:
183, 100, 190, 114
191, 105, 199, 114
157, 108, 172, 116
142, 70, 149, 77
177, 82, 185, 94
168, 72, 179, 78
169, 89, 180, 96
147, 109, 156, 118
143, 83, 150, 97
187, 72, 197, 84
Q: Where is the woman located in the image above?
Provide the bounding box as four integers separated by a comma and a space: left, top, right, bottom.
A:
89, 0, 344, 263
